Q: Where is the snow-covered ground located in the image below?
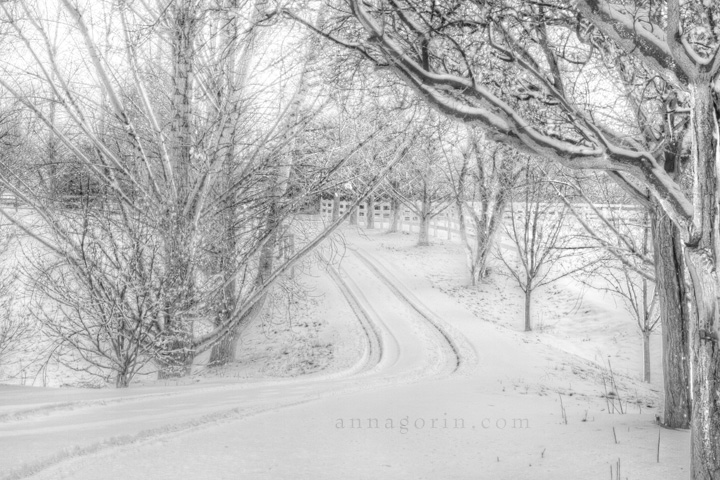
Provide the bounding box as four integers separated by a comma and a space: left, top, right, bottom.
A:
0, 225, 689, 479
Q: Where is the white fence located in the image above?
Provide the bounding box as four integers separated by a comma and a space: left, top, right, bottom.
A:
0, 193, 18, 208
319, 198, 646, 242
319, 199, 464, 241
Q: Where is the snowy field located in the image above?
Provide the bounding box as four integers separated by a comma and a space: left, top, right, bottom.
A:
0, 224, 688, 479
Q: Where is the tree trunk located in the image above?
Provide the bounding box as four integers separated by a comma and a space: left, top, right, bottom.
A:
208, 171, 239, 365
455, 154, 477, 285
115, 368, 131, 388
651, 204, 691, 427
469, 264, 478, 287
472, 234, 493, 284
418, 215, 430, 246
366, 195, 375, 229
642, 330, 651, 383
456, 202, 478, 286
209, 296, 266, 365
388, 192, 400, 233
524, 282, 532, 332
349, 205, 358, 226
418, 191, 430, 246
157, 0, 197, 379
158, 216, 195, 378
170, 0, 194, 197
209, 223, 276, 365
209, 328, 235, 366
686, 250, 720, 479
157, 338, 193, 378
205, 0, 255, 367
686, 80, 720, 480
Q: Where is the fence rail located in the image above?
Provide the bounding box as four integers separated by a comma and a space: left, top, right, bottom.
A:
0, 193, 17, 207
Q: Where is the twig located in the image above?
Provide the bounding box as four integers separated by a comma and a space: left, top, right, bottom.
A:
602, 375, 613, 413
608, 358, 624, 414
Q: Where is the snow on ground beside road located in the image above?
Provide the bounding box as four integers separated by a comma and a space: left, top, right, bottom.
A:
366, 228, 664, 392
190, 254, 366, 382
33, 378, 688, 480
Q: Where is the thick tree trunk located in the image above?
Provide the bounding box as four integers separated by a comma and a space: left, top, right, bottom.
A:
209, 328, 235, 365
651, 204, 691, 427
687, 80, 720, 480
209, 226, 276, 365
158, 217, 195, 378
115, 368, 131, 388
471, 234, 493, 284
205, 0, 249, 368
157, 340, 193, 378
157, 0, 197, 379
389, 195, 400, 233
349, 205, 358, 226
208, 187, 239, 365
209, 296, 266, 365
418, 215, 430, 246
170, 1, 194, 196
686, 250, 720, 480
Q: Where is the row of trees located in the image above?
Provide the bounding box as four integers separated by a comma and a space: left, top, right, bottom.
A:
330, 119, 655, 383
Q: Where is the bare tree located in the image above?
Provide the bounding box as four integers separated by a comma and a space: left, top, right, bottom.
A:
498, 162, 587, 332
26, 206, 163, 387
573, 201, 661, 382
449, 130, 522, 284
385, 126, 452, 246
601, 249, 660, 383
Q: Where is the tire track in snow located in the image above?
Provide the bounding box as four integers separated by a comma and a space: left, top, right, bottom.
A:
325, 265, 384, 373
351, 247, 478, 376
330, 249, 452, 382
1, 397, 324, 480
0, 389, 206, 424
0, 374, 331, 425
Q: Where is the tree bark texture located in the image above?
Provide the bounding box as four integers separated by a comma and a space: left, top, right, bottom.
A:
686, 80, 720, 480
651, 203, 691, 428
